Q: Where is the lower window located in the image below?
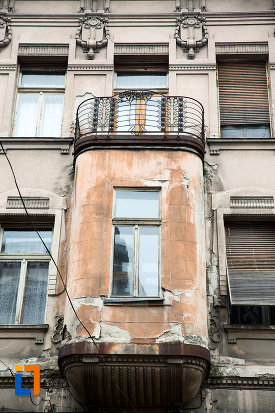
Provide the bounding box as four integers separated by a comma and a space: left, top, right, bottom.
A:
230, 305, 275, 326
0, 228, 52, 325
221, 124, 270, 139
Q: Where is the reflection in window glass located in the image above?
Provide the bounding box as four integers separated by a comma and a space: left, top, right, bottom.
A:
115, 190, 159, 219
0, 262, 21, 324
22, 262, 49, 324
41, 94, 64, 137
1, 230, 52, 253
116, 72, 167, 89
14, 94, 39, 137
112, 227, 133, 296
138, 227, 159, 296
117, 98, 137, 132
21, 72, 65, 88
221, 124, 270, 138
145, 97, 162, 132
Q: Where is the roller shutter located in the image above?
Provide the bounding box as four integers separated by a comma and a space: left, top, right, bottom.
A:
225, 222, 275, 305
218, 61, 270, 125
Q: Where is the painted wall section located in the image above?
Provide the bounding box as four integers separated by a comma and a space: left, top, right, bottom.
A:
65, 149, 207, 346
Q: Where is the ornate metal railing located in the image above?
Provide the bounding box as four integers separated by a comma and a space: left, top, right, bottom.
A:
75, 91, 205, 152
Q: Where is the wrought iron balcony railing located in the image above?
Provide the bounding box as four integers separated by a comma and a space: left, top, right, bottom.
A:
74, 91, 205, 157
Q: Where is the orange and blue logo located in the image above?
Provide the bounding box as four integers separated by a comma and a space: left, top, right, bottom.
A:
15, 365, 40, 396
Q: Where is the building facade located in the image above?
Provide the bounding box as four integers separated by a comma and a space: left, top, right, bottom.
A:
0, 0, 275, 412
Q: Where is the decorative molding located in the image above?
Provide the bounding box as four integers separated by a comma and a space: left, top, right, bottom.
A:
0, 16, 12, 51
0, 0, 15, 12
6, 196, 50, 210
51, 315, 64, 344
208, 295, 226, 350
76, 16, 109, 59
174, 0, 207, 12
208, 376, 275, 389
0, 324, 48, 345
0, 64, 16, 71
114, 43, 169, 55
0, 138, 72, 154
230, 196, 274, 209
175, 15, 208, 59
170, 63, 216, 71
18, 43, 69, 56
207, 138, 275, 154
269, 64, 275, 70
216, 41, 268, 55
79, 0, 110, 12
225, 325, 275, 345
67, 64, 113, 71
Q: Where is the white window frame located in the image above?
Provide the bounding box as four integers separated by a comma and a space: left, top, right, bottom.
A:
0, 226, 52, 324
110, 188, 161, 298
13, 70, 66, 138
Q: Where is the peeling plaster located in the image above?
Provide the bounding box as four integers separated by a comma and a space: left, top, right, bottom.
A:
156, 323, 208, 348
97, 322, 131, 342
181, 174, 190, 188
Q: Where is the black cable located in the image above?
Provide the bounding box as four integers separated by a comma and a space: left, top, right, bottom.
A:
0, 141, 138, 413
0, 359, 14, 377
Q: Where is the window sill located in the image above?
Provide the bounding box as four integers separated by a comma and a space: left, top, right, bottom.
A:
224, 324, 275, 344
104, 297, 164, 306
0, 137, 73, 155
0, 324, 49, 344
207, 138, 275, 155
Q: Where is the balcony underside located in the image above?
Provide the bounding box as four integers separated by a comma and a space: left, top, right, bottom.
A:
74, 133, 205, 160
58, 342, 210, 411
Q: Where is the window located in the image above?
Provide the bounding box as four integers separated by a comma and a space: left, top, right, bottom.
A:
0, 228, 52, 325
225, 221, 275, 325
111, 190, 160, 297
14, 71, 65, 137
218, 61, 270, 138
115, 72, 167, 134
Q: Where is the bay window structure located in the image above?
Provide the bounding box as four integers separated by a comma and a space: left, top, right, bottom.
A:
0, 228, 52, 325
112, 189, 160, 297
225, 221, 275, 325
13, 71, 65, 137
218, 61, 270, 138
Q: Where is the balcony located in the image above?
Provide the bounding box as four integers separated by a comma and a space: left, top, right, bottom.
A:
74, 91, 205, 159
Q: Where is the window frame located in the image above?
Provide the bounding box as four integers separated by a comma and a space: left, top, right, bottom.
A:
0, 225, 52, 325
13, 69, 66, 138
110, 188, 161, 298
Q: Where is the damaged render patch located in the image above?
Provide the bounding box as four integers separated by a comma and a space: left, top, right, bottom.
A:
156, 323, 208, 348
97, 322, 131, 342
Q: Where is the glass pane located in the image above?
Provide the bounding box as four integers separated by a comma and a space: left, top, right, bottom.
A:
145, 97, 162, 132
117, 98, 137, 132
230, 305, 263, 325
246, 124, 270, 138
1, 230, 52, 253
221, 125, 244, 138
112, 227, 133, 296
116, 73, 167, 89
0, 262, 21, 324
115, 190, 159, 218
138, 227, 159, 296
40, 94, 64, 137
21, 72, 65, 88
22, 262, 49, 324
14, 93, 39, 137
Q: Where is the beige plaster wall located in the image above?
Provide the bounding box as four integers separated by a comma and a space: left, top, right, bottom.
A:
64, 149, 207, 346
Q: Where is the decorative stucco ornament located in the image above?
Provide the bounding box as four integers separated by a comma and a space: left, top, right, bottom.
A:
75, 16, 109, 59
0, 17, 12, 51
175, 15, 208, 59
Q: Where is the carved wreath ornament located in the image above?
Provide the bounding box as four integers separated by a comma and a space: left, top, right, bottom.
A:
0, 17, 12, 51
175, 15, 208, 59
75, 16, 109, 59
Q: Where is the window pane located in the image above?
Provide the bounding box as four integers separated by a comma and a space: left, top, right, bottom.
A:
115, 191, 159, 218
116, 73, 167, 89
112, 227, 133, 296
221, 125, 243, 138
117, 98, 137, 132
22, 262, 49, 324
145, 97, 162, 132
246, 124, 270, 138
14, 93, 39, 137
21, 72, 65, 88
40, 94, 64, 137
1, 230, 52, 253
0, 262, 21, 324
138, 227, 159, 296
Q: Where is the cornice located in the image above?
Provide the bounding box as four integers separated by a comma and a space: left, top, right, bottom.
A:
115, 42, 169, 55
208, 376, 275, 389
67, 64, 113, 71
18, 43, 69, 56
216, 41, 268, 55
0, 64, 16, 71
170, 64, 216, 71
